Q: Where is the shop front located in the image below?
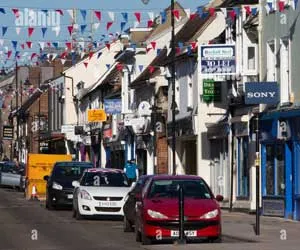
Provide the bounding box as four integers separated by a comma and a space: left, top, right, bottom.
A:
260, 110, 300, 220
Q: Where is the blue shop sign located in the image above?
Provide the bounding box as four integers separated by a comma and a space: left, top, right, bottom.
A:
104, 99, 122, 114
245, 82, 279, 105
200, 44, 236, 75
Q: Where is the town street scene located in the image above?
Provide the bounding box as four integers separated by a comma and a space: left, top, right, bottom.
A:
0, 0, 300, 249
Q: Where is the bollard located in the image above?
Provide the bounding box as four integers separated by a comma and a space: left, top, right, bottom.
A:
175, 184, 186, 244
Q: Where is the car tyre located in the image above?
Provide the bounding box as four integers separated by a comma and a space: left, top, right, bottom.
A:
141, 232, 152, 245
46, 196, 54, 210
135, 228, 141, 242
209, 235, 222, 243
75, 203, 83, 220
123, 215, 134, 232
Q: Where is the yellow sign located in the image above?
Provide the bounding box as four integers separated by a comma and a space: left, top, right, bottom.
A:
255, 158, 260, 166
87, 109, 107, 122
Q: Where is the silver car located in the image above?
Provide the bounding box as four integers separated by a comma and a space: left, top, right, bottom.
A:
0, 162, 25, 191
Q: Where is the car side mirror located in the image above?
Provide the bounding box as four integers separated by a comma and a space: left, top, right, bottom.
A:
43, 175, 49, 181
215, 195, 224, 202
72, 180, 80, 187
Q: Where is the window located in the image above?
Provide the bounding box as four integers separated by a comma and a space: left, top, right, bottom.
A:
265, 144, 286, 196
80, 172, 130, 187
187, 73, 193, 109
175, 78, 180, 111
280, 39, 290, 104
52, 164, 92, 179
247, 47, 255, 70
237, 137, 249, 198
266, 40, 276, 81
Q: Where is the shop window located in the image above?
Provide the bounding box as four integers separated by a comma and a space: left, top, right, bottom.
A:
265, 144, 286, 196
237, 137, 249, 198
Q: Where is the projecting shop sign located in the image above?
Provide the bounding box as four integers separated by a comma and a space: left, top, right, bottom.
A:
104, 99, 122, 114
200, 44, 236, 75
245, 82, 279, 104
2, 126, 13, 140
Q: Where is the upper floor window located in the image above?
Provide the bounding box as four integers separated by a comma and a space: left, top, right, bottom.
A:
266, 40, 277, 81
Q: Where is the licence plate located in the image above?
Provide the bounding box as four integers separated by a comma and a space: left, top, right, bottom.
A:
67, 194, 73, 199
99, 201, 117, 207
171, 230, 197, 237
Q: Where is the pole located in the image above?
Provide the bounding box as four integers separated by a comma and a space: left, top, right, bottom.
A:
152, 105, 157, 174
38, 71, 41, 153
16, 61, 19, 160
176, 184, 186, 244
255, 115, 260, 235
10, 98, 13, 160
170, 0, 176, 175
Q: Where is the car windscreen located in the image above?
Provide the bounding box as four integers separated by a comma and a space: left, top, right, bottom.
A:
52, 165, 92, 179
80, 172, 130, 187
147, 179, 213, 199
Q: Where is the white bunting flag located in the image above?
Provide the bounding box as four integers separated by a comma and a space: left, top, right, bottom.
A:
81, 51, 85, 59
16, 27, 21, 35
220, 8, 227, 18
52, 26, 61, 37
184, 9, 191, 19
52, 53, 57, 60
39, 42, 45, 50
148, 12, 154, 21
133, 21, 139, 28
67, 9, 74, 20
0, 39, 3, 46
61, 58, 66, 65
108, 11, 115, 21
93, 23, 100, 31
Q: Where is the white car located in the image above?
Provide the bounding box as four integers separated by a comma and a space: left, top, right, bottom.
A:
72, 168, 134, 219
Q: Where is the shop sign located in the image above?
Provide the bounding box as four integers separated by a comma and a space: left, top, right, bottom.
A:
262, 199, 285, 217
202, 79, 221, 103
3, 126, 13, 140
104, 99, 122, 114
200, 44, 236, 75
234, 122, 249, 137
87, 109, 107, 122
245, 82, 279, 104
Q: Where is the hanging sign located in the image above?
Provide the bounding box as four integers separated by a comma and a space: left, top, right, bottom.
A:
2, 125, 13, 140
245, 82, 279, 104
202, 79, 221, 102
104, 99, 121, 114
87, 109, 107, 122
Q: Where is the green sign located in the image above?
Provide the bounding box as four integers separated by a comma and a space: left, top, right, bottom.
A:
203, 79, 221, 102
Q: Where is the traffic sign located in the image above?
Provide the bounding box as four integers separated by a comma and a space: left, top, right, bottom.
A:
87, 109, 107, 122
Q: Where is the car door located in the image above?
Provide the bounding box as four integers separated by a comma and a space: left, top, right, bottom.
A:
136, 178, 151, 230
3, 165, 21, 187
73, 173, 84, 209
0, 164, 13, 186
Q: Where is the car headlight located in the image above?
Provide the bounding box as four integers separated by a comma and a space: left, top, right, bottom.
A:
52, 182, 63, 190
147, 209, 168, 219
200, 209, 219, 219
80, 190, 92, 200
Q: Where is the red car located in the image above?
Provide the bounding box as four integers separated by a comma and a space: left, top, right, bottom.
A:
135, 175, 223, 245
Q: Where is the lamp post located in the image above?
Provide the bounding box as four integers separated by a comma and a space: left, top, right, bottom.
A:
141, 0, 176, 175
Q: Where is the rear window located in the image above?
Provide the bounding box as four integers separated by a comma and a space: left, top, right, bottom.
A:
80, 172, 130, 187
52, 164, 92, 179
147, 179, 212, 199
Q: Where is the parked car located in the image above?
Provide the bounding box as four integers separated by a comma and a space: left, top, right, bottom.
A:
0, 161, 25, 191
123, 175, 154, 232
44, 161, 93, 210
72, 168, 135, 220
135, 175, 224, 245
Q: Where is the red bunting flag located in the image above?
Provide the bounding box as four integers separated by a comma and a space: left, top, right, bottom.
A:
94, 11, 101, 21
7, 50, 12, 59
134, 12, 141, 23
176, 47, 181, 54
148, 66, 155, 74
47, 42, 51, 47
89, 51, 94, 60
83, 62, 88, 68
244, 6, 251, 15
28, 27, 34, 37
146, 47, 152, 53
21, 44, 25, 49
26, 41, 32, 48
229, 10, 236, 21
106, 22, 113, 31
12, 8, 20, 18
31, 53, 38, 60
65, 42, 72, 50
172, 10, 180, 20
209, 8, 215, 16
105, 43, 111, 50
190, 42, 197, 50
278, 1, 285, 12
67, 26, 73, 36
55, 9, 63, 16
190, 13, 197, 20
147, 20, 153, 28
116, 63, 123, 71
150, 41, 156, 50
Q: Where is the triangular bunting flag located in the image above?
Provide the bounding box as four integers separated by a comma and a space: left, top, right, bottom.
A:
121, 22, 126, 31
67, 25, 73, 36
147, 20, 154, 28
161, 11, 167, 24
66, 42, 72, 50
172, 9, 180, 20
220, 8, 227, 18
106, 64, 110, 70
121, 12, 128, 22
244, 6, 251, 15
41, 27, 47, 37
146, 47, 152, 53
2, 27, 7, 36
229, 10, 236, 21
190, 13, 197, 20
21, 43, 25, 49
116, 63, 123, 71
28, 27, 34, 37
12, 41, 17, 50
16, 27, 21, 35
209, 8, 215, 16
52, 26, 60, 37
80, 9, 87, 21
97, 52, 102, 59
80, 52, 85, 59
107, 22, 113, 31
190, 42, 197, 50
0, 8, 5, 14
61, 58, 66, 65
47, 42, 51, 47
278, 1, 285, 12
292, 0, 299, 9
148, 66, 155, 74
26, 41, 32, 49
156, 49, 161, 56
81, 24, 87, 34
105, 43, 111, 50
134, 12, 141, 23
83, 62, 88, 68
187, 46, 192, 55
52, 53, 58, 60
233, 7, 240, 17
251, 8, 258, 16
60, 52, 67, 59
0, 39, 3, 46
52, 42, 58, 49
108, 11, 115, 21
39, 42, 45, 50
89, 52, 94, 60
12, 8, 20, 18
94, 11, 101, 21
7, 51, 12, 59
67, 9, 74, 19
31, 53, 38, 61
93, 23, 100, 31
138, 65, 144, 72
150, 41, 156, 50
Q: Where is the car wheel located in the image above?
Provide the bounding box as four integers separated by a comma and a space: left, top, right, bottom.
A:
46, 196, 54, 210
123, 215, 134, 232
75, 203, 83, 220
141, 232, 152, 245
208, 235, 222, 243
135, 227, 141, 242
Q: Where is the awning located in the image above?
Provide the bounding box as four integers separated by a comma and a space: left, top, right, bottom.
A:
260, 108, 300, 120
230, 115, 250, 123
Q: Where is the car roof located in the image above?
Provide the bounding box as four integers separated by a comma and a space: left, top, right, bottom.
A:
151, 175, 203, 181
85, 168, 124, 173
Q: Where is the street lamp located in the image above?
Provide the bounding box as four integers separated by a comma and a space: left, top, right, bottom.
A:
141, 0, 176, 175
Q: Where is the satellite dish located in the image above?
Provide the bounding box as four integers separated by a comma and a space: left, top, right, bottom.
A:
138, 101, 151, 117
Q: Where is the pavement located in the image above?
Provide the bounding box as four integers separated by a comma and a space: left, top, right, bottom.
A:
0, 187, 300, 250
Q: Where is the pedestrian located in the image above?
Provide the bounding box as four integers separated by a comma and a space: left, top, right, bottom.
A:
124, 159, 138, 185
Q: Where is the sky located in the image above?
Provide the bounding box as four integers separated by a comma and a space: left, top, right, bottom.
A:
0, 0, 210, 69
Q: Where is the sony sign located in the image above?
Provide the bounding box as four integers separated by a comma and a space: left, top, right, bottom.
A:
244, 82, 279, 105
